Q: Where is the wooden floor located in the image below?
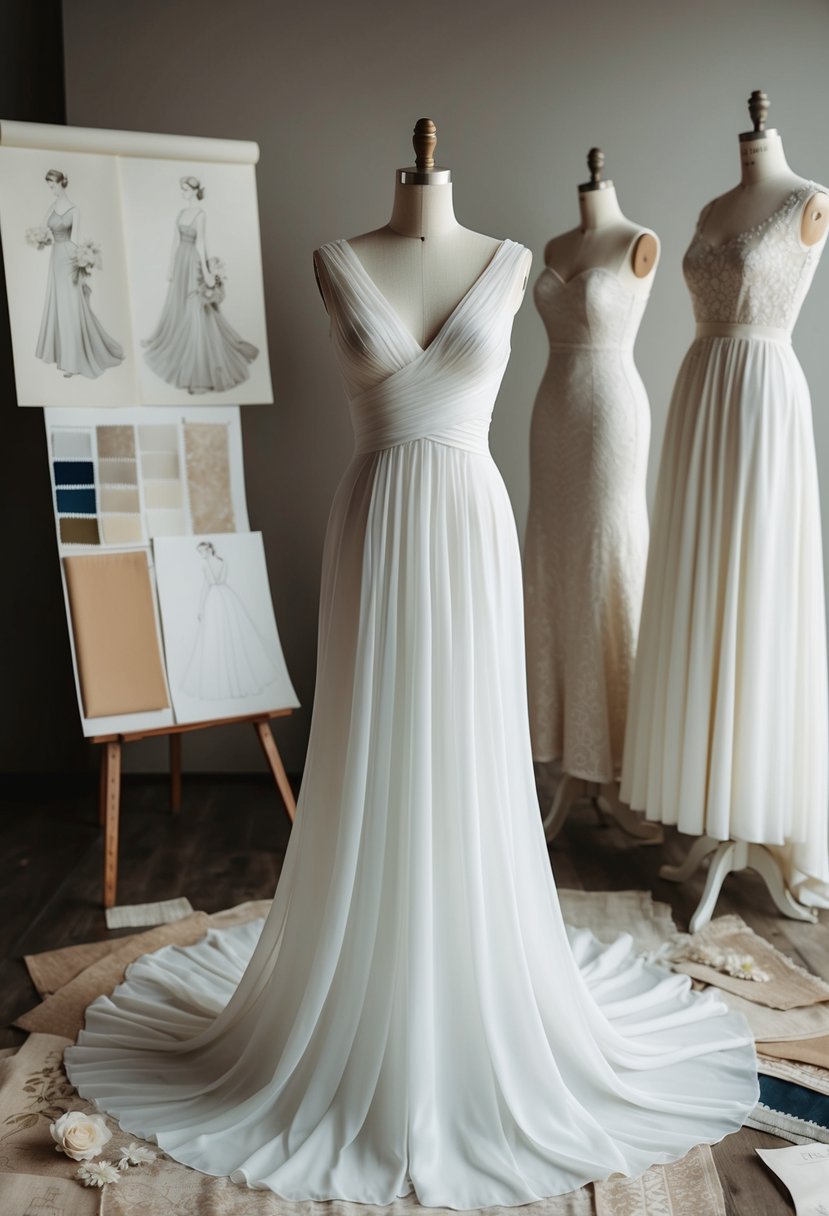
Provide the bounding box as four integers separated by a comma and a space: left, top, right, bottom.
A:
3, 773, 821, 1214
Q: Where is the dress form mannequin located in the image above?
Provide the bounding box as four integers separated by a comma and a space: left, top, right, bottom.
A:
315, 119, 531, 337
529, 150, 661, 847
649, 92, 827, 931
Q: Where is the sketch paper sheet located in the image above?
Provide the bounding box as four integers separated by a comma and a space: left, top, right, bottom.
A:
154, 532, 299, 725
0, 119, 272, 407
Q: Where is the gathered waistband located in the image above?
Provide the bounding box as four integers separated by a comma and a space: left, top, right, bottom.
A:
695, 322, 791, 345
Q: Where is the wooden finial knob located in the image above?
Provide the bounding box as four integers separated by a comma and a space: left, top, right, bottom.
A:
748, 89, 769, 133
587, 147, 604, 186
413, 118, 437, 171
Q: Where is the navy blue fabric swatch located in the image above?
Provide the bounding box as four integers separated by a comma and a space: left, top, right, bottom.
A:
56, 487, 97, 514
54, 460, 94, 485
759, 1074, 829, 1130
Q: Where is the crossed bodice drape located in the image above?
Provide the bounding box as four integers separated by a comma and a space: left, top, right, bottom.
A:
315, 238, 528, 455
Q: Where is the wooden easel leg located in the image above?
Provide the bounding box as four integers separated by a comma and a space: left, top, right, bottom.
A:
254, 720, 296, 822
103, 741, 121, 909
170, 733, 182, 813
98, 744, 107, 826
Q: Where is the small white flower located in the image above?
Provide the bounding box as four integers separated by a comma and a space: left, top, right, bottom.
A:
76, 1161, 121, 1187
50, 1110, 112, 1161
116, 1141, 157, 1169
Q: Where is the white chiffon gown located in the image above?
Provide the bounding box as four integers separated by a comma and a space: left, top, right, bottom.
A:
621, 183, 829, 906
65, 236, 758, 1208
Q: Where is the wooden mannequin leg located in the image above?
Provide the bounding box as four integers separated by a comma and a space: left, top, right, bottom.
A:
170, 733, 182, 813
660, 834, 721, 884
542, 773, 585, 842
254, 721, 296, 822
102, 741, 121, 908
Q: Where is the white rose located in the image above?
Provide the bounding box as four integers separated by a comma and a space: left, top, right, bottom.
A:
50, 1111, 112, 1161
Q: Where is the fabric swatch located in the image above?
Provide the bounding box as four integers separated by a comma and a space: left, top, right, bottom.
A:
746, 1075, 829, 1145
56, 487, 96, 514
59, 517, 100, 546
146, 508, 188, 537
184, 421, 235, 533
96, 424, 135, 459
139, 423, 178, 451
51, 428, 92, 459
670, 914, 829, 1009
594, 1144, 726, 1216
141, 450, 180, 479
53, 460, 93, 485
100, 485, 140, 513
63, 550, 169, 718
100, 514, 144, 545
99, 457, 137, 485
144, 479, 183, 509
759, 1035, 829, 1069
105, 897, 195, 930
758, 1053, 829, 1097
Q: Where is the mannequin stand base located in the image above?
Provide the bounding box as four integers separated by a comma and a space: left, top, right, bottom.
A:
660, 837, 819, 933
542, 772, 663, 846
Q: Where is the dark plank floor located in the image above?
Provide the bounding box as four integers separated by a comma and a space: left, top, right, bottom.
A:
3, 773, 822, 1214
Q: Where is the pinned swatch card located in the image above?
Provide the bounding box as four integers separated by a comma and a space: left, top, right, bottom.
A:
44, 405, 249, 555
153, 532, 299, 725
757, 1143, 829, 1215
63, 550, 169, 718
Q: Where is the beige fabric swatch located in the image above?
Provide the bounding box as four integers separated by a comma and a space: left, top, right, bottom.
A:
100, 485, 140, 513
557, 888, 678, 955
105, 896, 195, 930
99, 456, 137, 484
719, 988, 829, 1042
758, 1035, 829, 1068
146, 507, 187, 537
16, 913, 210, 1038
64, 550, 169, 718
671, 914, 829, 1009
757, 1053, 829, 1096
594, 1145, 726, 1216
138, 423, 178, 451
143, 479, 183, 509
0, 1173, 99, 1215
26, 936, 126, 999
184, 421, 235, 533
96, 424, 135, 458
141, 450, 179, 479
101, 514, 144, 544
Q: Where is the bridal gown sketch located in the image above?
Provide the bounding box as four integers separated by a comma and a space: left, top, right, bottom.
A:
35, 169, 124, 379
180, 541, 279, 700
65, 236, 758, 1207
142, 176, 258, 394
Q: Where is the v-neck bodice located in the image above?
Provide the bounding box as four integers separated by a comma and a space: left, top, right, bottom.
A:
315, 238, 529, 454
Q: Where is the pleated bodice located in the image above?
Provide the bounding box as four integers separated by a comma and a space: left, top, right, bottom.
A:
315, 239, 528, 455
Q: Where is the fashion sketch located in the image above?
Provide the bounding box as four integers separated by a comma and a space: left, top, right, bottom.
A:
180, 541, 279, 699
142, 176, 259, 393
33, 169, 124, 378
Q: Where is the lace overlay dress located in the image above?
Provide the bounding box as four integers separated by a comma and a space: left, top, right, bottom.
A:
524, 265, 651, 782
621, 184, 829, 904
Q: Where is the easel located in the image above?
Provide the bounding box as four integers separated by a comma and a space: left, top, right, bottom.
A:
93, 708, 296, 908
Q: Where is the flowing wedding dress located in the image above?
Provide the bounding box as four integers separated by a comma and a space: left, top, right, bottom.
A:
621, 183, 829, 905
142, 210, 258, 393
66, 236, 758, 1208
524, 261, 650, 782
35, 206, 124, 378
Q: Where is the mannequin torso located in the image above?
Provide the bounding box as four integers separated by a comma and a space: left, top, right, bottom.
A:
697, 131, 828, 247
544, 185, 659, 292
315, 178, 531, 349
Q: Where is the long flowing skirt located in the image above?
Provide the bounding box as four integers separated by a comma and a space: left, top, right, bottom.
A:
35, 242, 123, 378
621, 334, 829, 902
66, 439, 758, 1208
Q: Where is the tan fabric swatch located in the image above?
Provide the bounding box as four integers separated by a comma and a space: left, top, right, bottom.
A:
757, 1053, 829, 1096
671, 914, 829, 1009
101, 514, 144, 544
558, 889, 677, 955
100, 485, 140, 513
719, 988, 829, 1042
96, 424, 135, 458
143, 479, 183, 508
184, 421, 235, 533
141, 450, 179, 479
59, 517, 99, 546
758, 1035, 829, 1068
64, 551, 169, 718
16, 913, 210, 1038
594, 1145, 725, 1216
0, 1173, 99, 1215
99, 456, 137, 484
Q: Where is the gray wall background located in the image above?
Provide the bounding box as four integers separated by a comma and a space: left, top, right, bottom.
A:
19, 0, 829, 774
